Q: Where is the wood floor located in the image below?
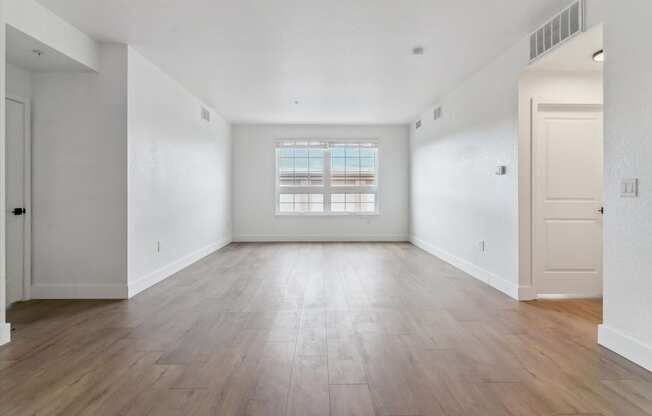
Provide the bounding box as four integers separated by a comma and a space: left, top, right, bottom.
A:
1, 243, 651, 416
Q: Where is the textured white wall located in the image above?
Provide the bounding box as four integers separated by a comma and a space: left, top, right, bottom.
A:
411, 1, 652, 369
410, 9, 607, 301
5, 63, 31, 98
410, 39, 526, 298
598, 1, 652, 370
30, 44, 128, 298
232, 124, 409, 241
127, 48, 232, 294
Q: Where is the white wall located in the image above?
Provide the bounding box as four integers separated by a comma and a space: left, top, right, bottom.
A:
410, 1, 652, 370
30, 43, 128, 299
7, 44, 232, 301
127, 47, 232, 296
4, 0, 99, 71
410, 17, 607, 302
6, 63, 31, 98
410, 39, 526, 299
232, 124, 409, 242
597, 1, 652, 372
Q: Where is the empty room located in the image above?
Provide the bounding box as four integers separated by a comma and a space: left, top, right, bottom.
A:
1, 0, 651, 415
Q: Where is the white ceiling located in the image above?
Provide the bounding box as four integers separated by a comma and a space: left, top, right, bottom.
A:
34, 0, 572, 124
6, 25, 92, 73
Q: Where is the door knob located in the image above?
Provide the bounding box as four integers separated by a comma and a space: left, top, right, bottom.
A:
12, 208, 26, 216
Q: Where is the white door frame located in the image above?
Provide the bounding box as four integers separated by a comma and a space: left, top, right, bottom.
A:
530, 98, 603, 297
6, 94, 31, 302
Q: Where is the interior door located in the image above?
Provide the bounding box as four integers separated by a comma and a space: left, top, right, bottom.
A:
533, 102, 603, 296
6, 97, 27, 305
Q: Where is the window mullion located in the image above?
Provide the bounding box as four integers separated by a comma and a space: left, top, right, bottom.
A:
324, 147, 332, 213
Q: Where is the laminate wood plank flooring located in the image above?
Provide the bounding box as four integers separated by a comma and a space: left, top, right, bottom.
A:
1, 242, 651, 415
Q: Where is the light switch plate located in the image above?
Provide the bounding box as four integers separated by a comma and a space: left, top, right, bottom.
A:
621, 178, 638, 198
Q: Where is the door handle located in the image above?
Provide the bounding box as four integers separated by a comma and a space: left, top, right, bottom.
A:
12, 208, 26, 216
597, 207, 604, 215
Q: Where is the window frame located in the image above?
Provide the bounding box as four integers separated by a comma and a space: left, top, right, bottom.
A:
275, 139, 380, 216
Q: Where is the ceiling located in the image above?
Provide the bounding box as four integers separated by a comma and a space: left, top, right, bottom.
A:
528, 24, 603, 73
34, 0, 572, 124
6, 25, 92, 73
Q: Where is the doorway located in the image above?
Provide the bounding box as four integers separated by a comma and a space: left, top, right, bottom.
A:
5, 95, 31, 306
518, 25, 604, 298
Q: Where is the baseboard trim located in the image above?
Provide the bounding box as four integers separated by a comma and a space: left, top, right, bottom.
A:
127, 238, 232, 298
31, 283, 128, 300
598, 325, 652, 372
410, 235, 534, 301
0, 323, 11, 346
233, 234, 409, 243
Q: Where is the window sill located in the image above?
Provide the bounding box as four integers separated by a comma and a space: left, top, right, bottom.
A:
275, 212, 380, 217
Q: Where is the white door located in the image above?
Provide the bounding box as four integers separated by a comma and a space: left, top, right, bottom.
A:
533, 102, 603, 296
6, 97, 29, 306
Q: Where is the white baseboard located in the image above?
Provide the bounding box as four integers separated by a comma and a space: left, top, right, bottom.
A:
410, 235, 535, 301
31, 283, 128, 299
517, 285, 538, 301
598, 325, 652, 372
233, 234, 409, 242
127, 238, 232, 298
0, 323, 11, 346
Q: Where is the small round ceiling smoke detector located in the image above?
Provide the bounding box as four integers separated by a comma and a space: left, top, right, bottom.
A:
412, 46, 425, 56
592, 50, 604, 63
32, 49, 44, 57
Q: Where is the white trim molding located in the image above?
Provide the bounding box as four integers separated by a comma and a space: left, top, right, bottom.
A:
31, 283, 128, 299
127, 238, 232, 298
411, 236, 536, 301
0, 323, 11, 346
233, 234, 408, 243
598, 325, 652, 372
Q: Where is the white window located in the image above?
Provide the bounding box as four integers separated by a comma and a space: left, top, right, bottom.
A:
276, 140, 378, 215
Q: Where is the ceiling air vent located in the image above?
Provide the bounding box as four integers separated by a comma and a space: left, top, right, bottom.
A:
529, 0, 584, 63
433, 106, 443, 121
416, 120, 422, 129
201, 107, 211, 122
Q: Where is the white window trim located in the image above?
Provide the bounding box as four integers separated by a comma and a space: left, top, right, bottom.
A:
274, 139, 380, 216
